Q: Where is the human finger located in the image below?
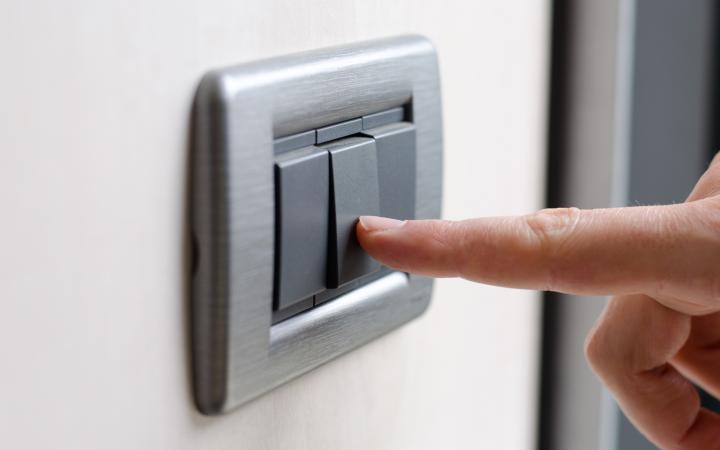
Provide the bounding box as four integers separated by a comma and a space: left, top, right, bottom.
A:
585, 294, 720, 449
357, 200, 720, 312
673, 312, 720, 400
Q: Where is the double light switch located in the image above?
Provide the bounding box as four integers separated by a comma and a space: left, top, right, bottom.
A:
274, 109, 416, 320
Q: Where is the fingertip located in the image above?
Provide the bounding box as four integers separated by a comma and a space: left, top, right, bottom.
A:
358, 215, 406, 233
355, 216, 408, 271
356, 217, 465, 278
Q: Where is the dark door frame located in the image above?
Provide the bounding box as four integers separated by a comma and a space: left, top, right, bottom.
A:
539, 1, 719, 449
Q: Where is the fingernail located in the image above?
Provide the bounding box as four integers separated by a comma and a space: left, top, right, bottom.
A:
359, 216, 405, 232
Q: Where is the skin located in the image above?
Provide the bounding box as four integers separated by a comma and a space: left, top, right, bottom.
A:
356, 153, 720, 450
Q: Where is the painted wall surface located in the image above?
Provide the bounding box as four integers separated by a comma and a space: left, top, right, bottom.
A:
0, 1, 549, 449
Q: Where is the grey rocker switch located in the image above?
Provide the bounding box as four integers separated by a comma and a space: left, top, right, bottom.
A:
362, 122, 417, 220
274, 147, 330, 310
322, 137, 381, 288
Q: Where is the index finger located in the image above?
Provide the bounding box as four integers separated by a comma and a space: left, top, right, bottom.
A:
356, 199, 720, 306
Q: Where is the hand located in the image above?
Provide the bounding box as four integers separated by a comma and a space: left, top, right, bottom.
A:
356, 155, 720, 450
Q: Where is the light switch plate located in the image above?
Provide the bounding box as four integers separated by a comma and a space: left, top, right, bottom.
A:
191, 35, 443, 415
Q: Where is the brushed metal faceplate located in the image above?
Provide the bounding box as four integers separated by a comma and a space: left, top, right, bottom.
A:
191, 35, 443, 415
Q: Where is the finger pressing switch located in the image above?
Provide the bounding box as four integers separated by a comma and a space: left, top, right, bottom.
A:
274, 147, 330, 311
322, 137, 381, 288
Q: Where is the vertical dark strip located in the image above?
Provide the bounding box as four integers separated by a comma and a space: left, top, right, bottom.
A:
699, 0, 720, 414
537, 1, 571, 449
709, 2, 720, 164
700, 4, 720, 410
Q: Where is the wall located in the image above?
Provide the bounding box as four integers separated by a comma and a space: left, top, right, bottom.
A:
0, 1, 549, 448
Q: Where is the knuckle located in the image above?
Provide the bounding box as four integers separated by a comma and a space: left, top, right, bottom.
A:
522, 207, 583, 252
521, 207, 584, 291
584, 325, 609, 372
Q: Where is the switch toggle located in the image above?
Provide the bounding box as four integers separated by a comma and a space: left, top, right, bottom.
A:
362, 122, 416, 220
274, 147, 330, 311
321, 137, 381, 288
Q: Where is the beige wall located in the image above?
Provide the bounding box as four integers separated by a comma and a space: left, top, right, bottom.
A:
0, 1, 549, 448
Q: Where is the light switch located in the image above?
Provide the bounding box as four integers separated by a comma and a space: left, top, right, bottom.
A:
362, 122, 416, 221
322, 137, 381, 288
192, 36, 443, 413
274, 147, 330, 310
